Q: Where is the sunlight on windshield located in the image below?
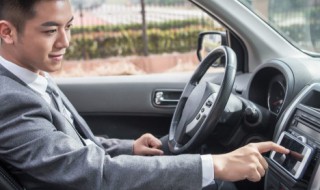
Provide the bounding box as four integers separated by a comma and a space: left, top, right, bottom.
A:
238, 0, 320, 55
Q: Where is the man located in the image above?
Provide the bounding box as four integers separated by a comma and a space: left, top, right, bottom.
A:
0, 0, 289, 189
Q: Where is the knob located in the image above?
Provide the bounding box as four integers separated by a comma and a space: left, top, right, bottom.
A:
245, 107, 259, 124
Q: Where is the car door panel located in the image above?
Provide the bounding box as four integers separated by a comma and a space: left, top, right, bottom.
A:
57, 73, 190, 139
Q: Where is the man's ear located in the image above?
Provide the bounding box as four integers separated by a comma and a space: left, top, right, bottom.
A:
0, 21, 15, 44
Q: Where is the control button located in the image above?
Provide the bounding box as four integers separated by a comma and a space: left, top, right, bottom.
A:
206, 101, 212, 108
201, 108, 205, 113
196, 114, 201, 120
244, 107, 259, 124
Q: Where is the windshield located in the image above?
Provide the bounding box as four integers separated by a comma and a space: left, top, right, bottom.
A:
238, 0, 320, 55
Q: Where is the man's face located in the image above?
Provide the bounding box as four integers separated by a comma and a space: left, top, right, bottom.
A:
11, 0, 73, 73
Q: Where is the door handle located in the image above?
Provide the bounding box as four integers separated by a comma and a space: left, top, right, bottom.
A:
153, 90, 182, 107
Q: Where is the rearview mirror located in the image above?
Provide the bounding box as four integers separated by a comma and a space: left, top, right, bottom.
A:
197, 31, 227, 62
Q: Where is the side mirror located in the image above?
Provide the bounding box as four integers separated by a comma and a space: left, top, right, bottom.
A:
197, 31, 227, 62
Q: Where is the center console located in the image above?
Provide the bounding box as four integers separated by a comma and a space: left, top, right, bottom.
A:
265, 83, 320, 190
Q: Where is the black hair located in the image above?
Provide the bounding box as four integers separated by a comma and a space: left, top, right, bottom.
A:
0, 0, 42, 33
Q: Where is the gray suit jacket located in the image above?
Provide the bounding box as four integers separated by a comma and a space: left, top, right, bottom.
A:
0, 64, 202, 190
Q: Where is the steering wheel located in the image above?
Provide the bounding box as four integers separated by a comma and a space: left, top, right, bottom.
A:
168, 46, 237, 154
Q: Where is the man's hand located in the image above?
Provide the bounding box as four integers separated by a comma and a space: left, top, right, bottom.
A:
133, 133, 164, 156
212, 141, 289, 182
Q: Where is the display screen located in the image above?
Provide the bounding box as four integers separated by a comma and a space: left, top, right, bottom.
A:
272, 133, 309, 176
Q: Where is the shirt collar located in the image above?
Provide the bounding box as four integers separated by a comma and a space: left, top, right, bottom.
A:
0, 56, 48, 96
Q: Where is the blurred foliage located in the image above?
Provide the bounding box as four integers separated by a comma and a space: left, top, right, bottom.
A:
66, 18, 221, 60
66, 27, 215, 60
71, 19, 208, 34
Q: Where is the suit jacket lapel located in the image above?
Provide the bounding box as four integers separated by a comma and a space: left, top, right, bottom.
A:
57, 87, 103, 147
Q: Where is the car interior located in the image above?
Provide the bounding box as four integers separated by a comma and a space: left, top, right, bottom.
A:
1, 0, 320, 190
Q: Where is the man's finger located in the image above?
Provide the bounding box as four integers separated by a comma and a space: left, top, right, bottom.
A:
148, 137, 162, 148
144, 147, 164, 155
256, 163, 265, 178
255, 142, 289, 154
258, 154, 268, 170
246, 170, 261, 182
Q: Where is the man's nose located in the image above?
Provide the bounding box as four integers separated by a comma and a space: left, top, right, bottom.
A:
56, 30, 70, 48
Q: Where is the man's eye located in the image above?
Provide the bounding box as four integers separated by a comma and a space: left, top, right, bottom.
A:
65, 24, 73, 31
45, 29, 57, 34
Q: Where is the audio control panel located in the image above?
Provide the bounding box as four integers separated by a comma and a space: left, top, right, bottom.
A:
266, 106, 320, 190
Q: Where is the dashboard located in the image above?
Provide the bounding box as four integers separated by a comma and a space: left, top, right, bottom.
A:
201, 57, 320, 189
237, 58, 320, 190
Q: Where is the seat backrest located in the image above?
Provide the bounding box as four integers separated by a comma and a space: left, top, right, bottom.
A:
0, 164, 24, 190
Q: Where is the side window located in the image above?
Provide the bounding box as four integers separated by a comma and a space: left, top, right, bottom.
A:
55, 1, 225, 77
